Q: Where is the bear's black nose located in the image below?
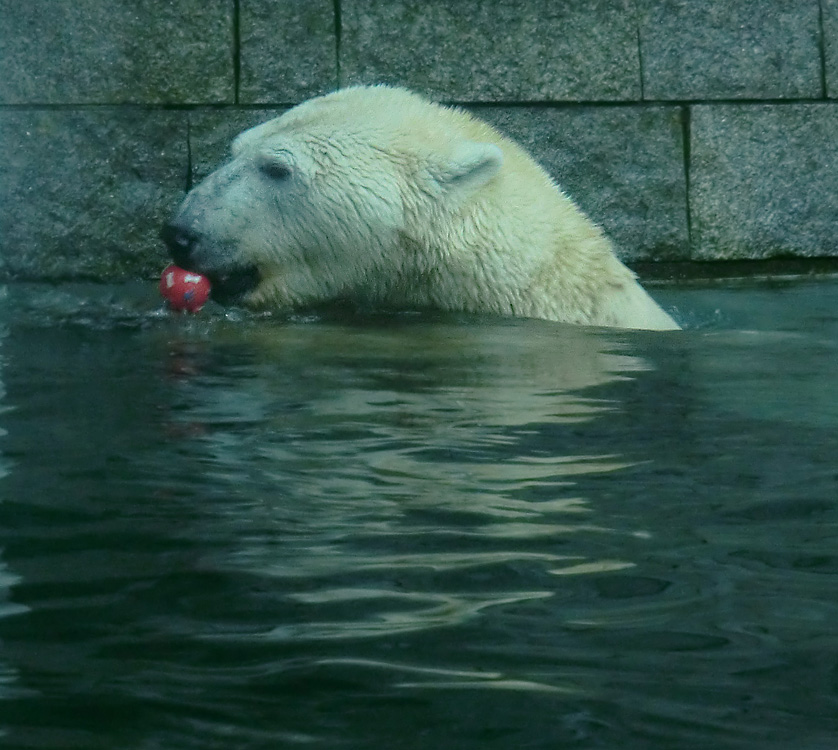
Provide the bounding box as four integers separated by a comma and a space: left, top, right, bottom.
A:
161, 223, 199, 268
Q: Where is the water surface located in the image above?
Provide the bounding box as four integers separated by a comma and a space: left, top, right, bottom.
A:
1, 279, 837, 749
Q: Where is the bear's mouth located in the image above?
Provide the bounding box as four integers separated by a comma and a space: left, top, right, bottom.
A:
160, 224, 261, 306
205, 266, 262, 306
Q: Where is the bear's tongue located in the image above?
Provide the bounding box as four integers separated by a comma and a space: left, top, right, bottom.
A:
207, 265, 261, 306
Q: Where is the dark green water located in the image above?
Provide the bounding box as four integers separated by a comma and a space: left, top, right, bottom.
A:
0, 279, 837, 749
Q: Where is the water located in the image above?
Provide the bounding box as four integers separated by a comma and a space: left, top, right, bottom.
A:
0, 279, 837, 749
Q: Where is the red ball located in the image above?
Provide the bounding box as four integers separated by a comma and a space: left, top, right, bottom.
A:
159, 265, 212, 312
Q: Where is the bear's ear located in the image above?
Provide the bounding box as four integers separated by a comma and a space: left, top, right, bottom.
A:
432, 142, 503, 199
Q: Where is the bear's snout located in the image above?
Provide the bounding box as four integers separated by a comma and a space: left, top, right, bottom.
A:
161, 223, 199, 269
160, 221, 261, 306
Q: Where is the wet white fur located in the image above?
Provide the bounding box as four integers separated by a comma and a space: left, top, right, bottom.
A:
174, 85, 679, 330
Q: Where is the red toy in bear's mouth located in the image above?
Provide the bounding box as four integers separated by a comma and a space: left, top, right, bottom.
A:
160, 223, 260, 306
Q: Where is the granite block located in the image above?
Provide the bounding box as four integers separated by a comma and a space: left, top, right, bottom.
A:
0, 0, 234, 105
0, 110, 188, 281
825, 0, 838, 99
475, 106, 689, 261
340, 0, 640, 102
239, 0, 337, 103
690, 104, 838, 260
638, 0, 822, 100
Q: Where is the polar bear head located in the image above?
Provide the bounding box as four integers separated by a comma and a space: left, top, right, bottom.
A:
161, 85, 507, 309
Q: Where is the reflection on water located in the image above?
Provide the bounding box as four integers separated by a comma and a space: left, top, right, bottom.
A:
0, 280, 837, 749
154, 316, 649, 646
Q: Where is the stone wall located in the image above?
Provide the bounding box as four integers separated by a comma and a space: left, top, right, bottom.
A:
2, 0, 837, 282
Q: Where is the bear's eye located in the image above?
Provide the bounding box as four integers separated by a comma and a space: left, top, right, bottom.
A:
260, 160, 292, 181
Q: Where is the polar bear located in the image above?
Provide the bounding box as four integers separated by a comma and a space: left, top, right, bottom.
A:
162, 85, 678, 330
